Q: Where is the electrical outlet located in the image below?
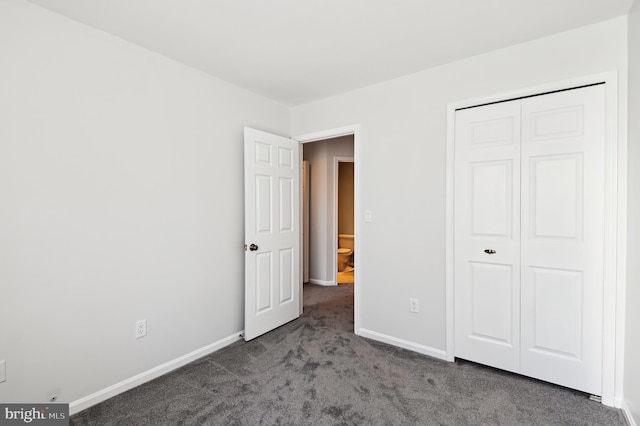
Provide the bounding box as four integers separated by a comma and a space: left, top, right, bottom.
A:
0, 360, 6, 383
410, 298, 419, 313
135, 320, 147, 339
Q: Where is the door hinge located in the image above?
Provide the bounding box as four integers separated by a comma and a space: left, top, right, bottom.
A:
244, 244, 247, 251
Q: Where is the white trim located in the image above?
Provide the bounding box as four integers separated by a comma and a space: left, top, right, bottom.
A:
295, 125, 358, 144
295, 124, 362, 334
601, 72, 622, 408
333, 156, 355, 282
309, 278, 336, 286
622, 400, 638, 426
445, 71, 623, 407
613, 70, 628, 409
445, 95, 456, 363
358, 328, 448, 360
69, 331, 243, 415
298, 148, 305, 315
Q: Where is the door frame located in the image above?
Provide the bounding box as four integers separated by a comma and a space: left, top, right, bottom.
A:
445, 72, 625, 407
295, 125, 361, 333
334, 156, 355, 283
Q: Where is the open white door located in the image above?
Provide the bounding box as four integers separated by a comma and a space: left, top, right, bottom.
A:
244, 127, 300, 341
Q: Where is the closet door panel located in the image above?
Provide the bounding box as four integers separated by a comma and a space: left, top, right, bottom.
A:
527, 266, 583, 359
454, 101, 521, 373
520, 85, 605, 395
530, 154, 583, 240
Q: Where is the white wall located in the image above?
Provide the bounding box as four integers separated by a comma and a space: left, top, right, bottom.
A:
625, 1, 640, 423
302, 136, 354, 284
292, 17, 628, 354
0, 0, 289, 407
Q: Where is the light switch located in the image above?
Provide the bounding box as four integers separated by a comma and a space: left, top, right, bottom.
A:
0, 360, 6, 383
364, 210, 373, 223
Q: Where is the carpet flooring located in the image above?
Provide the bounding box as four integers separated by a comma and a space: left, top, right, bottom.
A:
71, 284, 626, 425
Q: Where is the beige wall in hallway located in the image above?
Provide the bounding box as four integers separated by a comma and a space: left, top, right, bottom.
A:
338, 162, 355, 235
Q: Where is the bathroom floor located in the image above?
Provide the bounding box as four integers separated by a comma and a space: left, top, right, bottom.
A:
337, 266, 354, 284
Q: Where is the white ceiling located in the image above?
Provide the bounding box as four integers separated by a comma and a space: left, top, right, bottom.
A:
26, 0, 633, 106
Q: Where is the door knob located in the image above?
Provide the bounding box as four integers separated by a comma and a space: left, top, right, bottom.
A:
484, 249, 496, 254
249, 244, 259, 251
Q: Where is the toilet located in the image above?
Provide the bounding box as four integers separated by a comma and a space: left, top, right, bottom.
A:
337, 234, 354, 272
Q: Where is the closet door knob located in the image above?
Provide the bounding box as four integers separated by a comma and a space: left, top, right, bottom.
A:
249, 244, 259, 251
484, 249, 496, 254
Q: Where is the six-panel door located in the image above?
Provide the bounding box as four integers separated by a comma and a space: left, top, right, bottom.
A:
244, 128, 300, 341
454, 85, 605, 395
454, 100, 521, 373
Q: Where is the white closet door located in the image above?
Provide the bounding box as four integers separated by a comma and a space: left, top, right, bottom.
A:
520, 85, 605, 394
454, 100, 521, 373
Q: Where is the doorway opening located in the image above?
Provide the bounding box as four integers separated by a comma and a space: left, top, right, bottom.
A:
296, 125, 361, 333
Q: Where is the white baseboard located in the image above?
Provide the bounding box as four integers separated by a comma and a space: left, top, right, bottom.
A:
357, 328, 447, 361
308, 278, 336, 286
622, 400, 638, 426
69, 331, 243, 415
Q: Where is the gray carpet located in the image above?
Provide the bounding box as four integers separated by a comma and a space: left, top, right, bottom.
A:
71, 284, 626, 425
